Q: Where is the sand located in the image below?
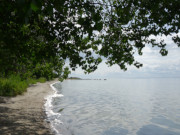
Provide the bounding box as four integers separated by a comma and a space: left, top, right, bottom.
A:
0, 79, 59, 135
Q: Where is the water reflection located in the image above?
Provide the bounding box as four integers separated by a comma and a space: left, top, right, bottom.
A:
102, 127, 128, 135
151, 116, 180, 129
50, 79, 180, 135
137, 124, 179, 135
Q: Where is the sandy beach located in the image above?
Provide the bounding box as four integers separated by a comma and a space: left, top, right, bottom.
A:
0, 79, 58, 135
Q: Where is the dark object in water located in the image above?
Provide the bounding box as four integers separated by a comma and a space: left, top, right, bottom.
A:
58, 108, 64, 112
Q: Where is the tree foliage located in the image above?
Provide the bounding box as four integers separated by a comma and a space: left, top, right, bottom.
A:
0, 0, 180, 79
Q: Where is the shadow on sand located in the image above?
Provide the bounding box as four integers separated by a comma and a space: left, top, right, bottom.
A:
0, 106, 53, 135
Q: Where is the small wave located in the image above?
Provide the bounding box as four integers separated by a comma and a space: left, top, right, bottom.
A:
44, 82, 64, 135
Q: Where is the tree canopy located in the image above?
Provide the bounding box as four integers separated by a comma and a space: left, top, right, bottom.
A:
0, 0, 180, 79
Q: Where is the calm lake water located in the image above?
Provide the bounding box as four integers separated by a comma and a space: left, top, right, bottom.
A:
46, 78, 180, 135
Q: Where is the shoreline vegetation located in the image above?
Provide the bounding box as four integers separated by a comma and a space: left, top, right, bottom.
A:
0, 75, 47, 97
0, 79, 58, 135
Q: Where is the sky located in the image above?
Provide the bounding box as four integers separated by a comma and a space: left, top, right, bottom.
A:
69, 34, 180, 79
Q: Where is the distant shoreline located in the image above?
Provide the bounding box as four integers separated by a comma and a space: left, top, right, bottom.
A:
67, 77, 107, 80
0, 79, 58, 135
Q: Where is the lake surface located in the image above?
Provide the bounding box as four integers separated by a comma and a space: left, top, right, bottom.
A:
46, 78, 180, 135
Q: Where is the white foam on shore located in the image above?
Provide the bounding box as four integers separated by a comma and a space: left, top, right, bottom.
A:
44, 82, 64, 135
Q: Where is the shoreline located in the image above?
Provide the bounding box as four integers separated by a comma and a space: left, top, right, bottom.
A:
0, 79, 59, 135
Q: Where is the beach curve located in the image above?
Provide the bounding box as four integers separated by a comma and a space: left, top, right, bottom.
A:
0, 79, 59, 135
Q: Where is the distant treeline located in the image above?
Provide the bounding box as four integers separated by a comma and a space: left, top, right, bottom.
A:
67, 77, 107, 80
68, 77, 82, 80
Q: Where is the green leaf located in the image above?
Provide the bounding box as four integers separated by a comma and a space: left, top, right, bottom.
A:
30, 2, 39, 12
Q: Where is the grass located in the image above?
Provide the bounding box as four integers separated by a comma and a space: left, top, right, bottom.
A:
26, 78, 37, 84
37, 77, 46, 83
0, 75, 47, 97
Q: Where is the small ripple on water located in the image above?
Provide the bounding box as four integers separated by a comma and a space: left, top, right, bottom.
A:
46, 79, 180, 135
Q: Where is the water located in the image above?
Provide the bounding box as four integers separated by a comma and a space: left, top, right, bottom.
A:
45, 78, 180, 135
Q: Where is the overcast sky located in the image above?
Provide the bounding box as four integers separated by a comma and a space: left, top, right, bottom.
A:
70, 35, 180, 79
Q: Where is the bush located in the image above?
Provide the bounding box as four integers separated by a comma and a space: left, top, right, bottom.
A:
37, 77, 46, 83
0, 75, 28, 96
33, 63, 54, 80
26, 78, 37, 84
0, 78, 15, 96
0, 74, 49, 97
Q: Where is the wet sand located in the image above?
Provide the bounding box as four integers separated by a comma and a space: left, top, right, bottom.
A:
0, 79, 58, 135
